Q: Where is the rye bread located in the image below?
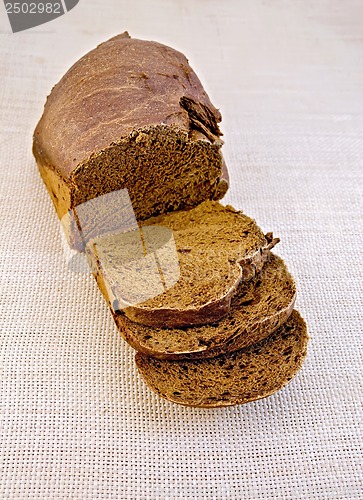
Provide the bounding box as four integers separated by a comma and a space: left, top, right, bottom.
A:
135, 310, 308, 408
87, 201, 279, 328
33, 32, 229, 249
114, 253, 295, 359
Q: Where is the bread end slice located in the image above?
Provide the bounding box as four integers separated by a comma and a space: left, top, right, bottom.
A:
135, 310, 308, 408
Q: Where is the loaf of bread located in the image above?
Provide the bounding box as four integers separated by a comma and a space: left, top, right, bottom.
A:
34, 33, 308, 408
135, 310, 309, 408
33, 32, 228, 249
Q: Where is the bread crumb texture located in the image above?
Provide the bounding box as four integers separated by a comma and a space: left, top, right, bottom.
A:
135, 310, 309, 408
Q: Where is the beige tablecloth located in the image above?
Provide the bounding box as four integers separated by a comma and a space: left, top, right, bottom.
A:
0, 1, 362, 498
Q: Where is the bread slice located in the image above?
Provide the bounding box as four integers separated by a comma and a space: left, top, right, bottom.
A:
33, 32, 229, 250
114, 253, 295, 359
135, 310, 308, 408
87, 201, 279, 328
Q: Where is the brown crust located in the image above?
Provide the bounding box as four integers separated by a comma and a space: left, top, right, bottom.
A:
216, 157, 229, 199
33, 32, 223, 178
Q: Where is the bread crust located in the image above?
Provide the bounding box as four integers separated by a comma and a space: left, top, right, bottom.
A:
34, 32, 223, 177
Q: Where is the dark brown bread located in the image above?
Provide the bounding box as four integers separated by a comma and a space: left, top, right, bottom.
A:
114, 253, 295, 359
87, 201, 279, 328
135, 310, 308, 408
33, 32, 229, 249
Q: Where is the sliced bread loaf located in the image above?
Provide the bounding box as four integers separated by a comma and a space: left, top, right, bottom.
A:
135, 310, 308, 408
33, 32, 229, 249
87, 201, 279, 328
114, 253, 295, 359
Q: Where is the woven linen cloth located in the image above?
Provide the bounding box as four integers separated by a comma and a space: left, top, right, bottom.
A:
0, 1, 362, 498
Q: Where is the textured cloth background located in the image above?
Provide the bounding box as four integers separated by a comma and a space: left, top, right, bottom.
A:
0, 1, 362, 498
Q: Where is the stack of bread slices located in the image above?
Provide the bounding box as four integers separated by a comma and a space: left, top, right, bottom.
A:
33, 32, 308, 408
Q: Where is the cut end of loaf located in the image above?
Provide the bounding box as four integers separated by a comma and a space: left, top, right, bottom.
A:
71, 125, 225, 220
